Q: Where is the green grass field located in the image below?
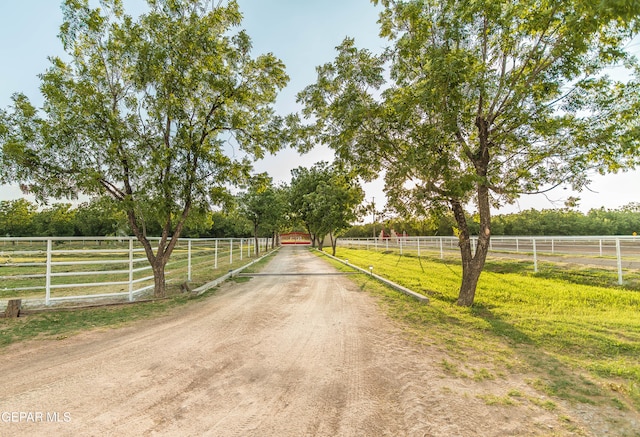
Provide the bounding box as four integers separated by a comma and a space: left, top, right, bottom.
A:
324, 247, 640, 412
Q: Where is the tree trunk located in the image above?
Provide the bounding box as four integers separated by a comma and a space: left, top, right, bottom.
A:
317, 234, 324, 251
124, 201, 191, 299
303, 223, 317, 247
457, 254, 484, 306
329, 231, 338, 256
254, 222, 259, 256
151, 258, 167, 298
451, 195, 491, 307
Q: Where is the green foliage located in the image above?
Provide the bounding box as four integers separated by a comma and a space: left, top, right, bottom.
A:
289, 162, 365, 253
207, 210, 252, 238
239, 174, 289, 252
73, 197, 128, 236
177, 206, 214, 238
346, 203, 640, 237
0, 0, 288, 296
0, 199, 37, 237
493, 206, 640, 236
297, 0, 640, 305
2, 198, 636, 238
30, 203, 77, 236
299, 1, 640, 208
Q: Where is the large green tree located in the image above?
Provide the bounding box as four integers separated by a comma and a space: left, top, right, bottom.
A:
296, 0, 640, 305
290, 162, 364, 255
239, 173, 288, 255
0, 199, 37, 237
262, 184, 291, 249
1, 0, 288, 296
32, 203, 77, 237
208, 210, 252, 238
289, 163, 327, 247
73, 197, 128, 236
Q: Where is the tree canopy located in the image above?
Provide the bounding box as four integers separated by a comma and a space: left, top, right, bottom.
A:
289, 162, 364, 255
0, 0, 288, 296
296, 0, 640, 305
239, 173, 289, 254
343, 203, 640, 238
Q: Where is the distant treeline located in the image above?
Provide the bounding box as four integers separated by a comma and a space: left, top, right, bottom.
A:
0, 198, 255, 238
344, 203, 640, 238
2, 198, 639, 238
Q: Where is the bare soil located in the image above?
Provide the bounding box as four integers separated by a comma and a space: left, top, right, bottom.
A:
0, 246, 637, 436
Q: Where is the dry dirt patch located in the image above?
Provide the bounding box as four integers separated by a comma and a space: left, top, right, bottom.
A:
0, 246, 636, 436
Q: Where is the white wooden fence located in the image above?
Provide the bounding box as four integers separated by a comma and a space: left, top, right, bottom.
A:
337, 235, 640, 285
0, 236, 269, 307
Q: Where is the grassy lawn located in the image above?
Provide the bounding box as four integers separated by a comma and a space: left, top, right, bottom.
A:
322, 247, 640, 412
0, 292, 202, 348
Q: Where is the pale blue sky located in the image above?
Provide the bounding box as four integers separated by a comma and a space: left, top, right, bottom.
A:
1, 0, 638, 214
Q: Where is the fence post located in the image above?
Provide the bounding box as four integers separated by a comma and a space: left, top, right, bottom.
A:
417, 238, 421, 257
45, 239, 52, 306
187, 239, 192, 281
440, 238, 444, 259
616, 238, 623, 285
247, 239, 250, 258
599, 239, 603, 257
215, 239, 218, 269
128, 238, 134, 302
240, 238, 243, 261
399, 238, 403, 255
516, 238, 519, 252
229, 238, 233, 264
551, 239, 555, 254
532, 238, 538, 273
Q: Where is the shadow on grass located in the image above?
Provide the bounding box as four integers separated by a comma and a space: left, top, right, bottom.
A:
471, 304, 621, 408
534, 266, 640, 291
482, 258, 640, 291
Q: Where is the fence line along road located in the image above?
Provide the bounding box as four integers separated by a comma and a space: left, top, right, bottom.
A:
0, 236, 273, 309
337, 235, 640, 285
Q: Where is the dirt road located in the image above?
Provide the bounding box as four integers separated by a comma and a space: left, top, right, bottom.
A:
0, 246, 627, 436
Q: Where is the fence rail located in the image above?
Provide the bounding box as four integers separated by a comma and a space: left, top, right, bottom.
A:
0, 236, 271, 309
337, 235, 640, 285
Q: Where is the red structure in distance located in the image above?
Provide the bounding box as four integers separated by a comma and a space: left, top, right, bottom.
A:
280, 232, 312, 245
